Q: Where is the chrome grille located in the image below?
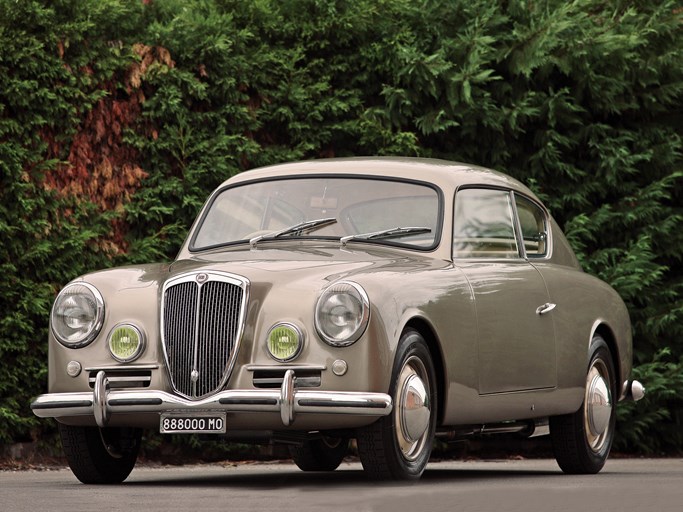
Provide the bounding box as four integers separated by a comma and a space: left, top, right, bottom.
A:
162, 272, 248, 399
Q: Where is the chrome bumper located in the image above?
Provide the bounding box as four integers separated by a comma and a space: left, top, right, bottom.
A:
31, 370, 393, 428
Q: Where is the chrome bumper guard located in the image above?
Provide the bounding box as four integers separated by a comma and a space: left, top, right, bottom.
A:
31, 370, 393, 428
622, 379, 645, 402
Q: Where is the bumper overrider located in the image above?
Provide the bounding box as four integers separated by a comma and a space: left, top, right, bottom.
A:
31, 370, 393, 428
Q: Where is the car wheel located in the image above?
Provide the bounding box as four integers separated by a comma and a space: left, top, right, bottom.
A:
357, 329, 437, 480
58, 423, 141, 484
289, 436, 349, 471
550, 335, 616, 474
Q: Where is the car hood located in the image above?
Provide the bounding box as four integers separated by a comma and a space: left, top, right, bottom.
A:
165, 242, 449, 282
76, 243, 449, 299
167, 243, 449, 287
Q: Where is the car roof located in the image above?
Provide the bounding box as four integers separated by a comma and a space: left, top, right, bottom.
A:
224, 157, 541, 202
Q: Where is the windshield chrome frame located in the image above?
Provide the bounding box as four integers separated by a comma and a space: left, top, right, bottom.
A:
188, 174, 445, 253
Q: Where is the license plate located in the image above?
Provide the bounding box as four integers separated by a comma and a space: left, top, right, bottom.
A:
160, 413, 227, 434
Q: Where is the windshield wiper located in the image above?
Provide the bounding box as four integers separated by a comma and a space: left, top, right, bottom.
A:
340, 226, 432, 247
250, 218, 338, 248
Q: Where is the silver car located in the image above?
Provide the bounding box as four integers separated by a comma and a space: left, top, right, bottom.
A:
31, 157, 644, 482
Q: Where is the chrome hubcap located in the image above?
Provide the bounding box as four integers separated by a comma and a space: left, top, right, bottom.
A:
401, 374, 430, 442
584, 360, 612, 452
395, 356, 431, 461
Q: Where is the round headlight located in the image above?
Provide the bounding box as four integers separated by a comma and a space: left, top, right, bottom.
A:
315, 281, 369, 346
51, 282, 105, 348
267, 323, 304, 361
108, 324, 145, 362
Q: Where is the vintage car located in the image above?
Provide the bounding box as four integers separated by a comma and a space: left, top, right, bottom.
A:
31, 157, 644, 483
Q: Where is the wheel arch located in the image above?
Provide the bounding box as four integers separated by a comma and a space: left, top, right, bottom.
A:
591, 323, 622, 394
403, 317, 446, 425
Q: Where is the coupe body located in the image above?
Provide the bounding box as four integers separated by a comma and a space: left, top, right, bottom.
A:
31, 158, 643, 482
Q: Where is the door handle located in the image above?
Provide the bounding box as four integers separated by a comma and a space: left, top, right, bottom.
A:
536, 302, 556, 315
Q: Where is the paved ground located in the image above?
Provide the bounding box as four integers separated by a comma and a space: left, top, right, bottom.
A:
1, 458, 682, 512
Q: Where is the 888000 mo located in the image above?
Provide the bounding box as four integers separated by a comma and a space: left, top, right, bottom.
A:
160, 413, 227, 434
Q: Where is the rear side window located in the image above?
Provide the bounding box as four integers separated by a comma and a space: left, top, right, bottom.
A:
514, 194, 548, 258
453, 189, 519, 259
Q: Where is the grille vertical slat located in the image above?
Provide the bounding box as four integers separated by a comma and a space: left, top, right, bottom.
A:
163, 281, 197, 397
162, 273, 246, 399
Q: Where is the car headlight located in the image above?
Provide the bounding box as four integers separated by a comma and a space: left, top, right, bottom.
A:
315, 281, 369, 346
50, 282, 105, 348
266, 323, 304, 361
108, 324, 145, 362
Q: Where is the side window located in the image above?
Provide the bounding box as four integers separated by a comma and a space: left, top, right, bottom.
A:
453, 189, 519, 259
514, 195, 548, 257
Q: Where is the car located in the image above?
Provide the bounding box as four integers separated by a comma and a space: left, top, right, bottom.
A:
31, 157, 644, 483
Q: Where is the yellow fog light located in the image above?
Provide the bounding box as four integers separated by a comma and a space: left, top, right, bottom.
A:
108, 324, 145, 362
267, 323, 304, 362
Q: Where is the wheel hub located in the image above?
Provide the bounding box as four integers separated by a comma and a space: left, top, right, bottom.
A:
587, 372, 612, 437
395, 357, 432, 462
400, 374, 430, 442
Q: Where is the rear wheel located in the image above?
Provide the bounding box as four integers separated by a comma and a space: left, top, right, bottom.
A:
58, 423, 141, 484
357, 329, 437, 480
289, 436, 349, 472
550, 336, 616, 474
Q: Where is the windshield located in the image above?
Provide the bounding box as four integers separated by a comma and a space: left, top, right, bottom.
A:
191, 177, 442, 250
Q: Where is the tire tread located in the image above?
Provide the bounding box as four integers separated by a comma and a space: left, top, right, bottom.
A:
58, 423, 140, 484
356, 329, 436, 480
550, 337, 615, 475
289, 438, 348, 472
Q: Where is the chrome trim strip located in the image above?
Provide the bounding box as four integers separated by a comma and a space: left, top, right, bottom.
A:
297, 398, 389, 409
246, 364, 327, 372
85, 365, 159, 372
31, 387, 393, 424
88, 376, 152, 384
31, 400, 92, 410
109, 398, 163, 406
253, 376, 321, 388
219, 397, 278, 406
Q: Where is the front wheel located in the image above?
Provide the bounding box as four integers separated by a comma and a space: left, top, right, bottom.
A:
58, 423, 141, 484
357, 329, 437, 480
550, 335, 616, 474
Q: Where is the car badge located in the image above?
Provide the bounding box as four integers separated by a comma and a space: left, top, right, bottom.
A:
196, 273, 208, 284
191, 369, 200, 382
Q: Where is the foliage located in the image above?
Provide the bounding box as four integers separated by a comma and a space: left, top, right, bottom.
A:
0, 0, 145, 443
1, 0, 681, 453
615, 349, 683, 453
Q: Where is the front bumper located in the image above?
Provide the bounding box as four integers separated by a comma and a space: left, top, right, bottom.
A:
31, 370, 393, 428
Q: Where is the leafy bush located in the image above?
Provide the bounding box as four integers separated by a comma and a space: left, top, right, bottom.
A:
1, 0, 681, 453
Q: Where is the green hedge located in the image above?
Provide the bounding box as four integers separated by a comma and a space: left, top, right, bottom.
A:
1, 0, 681, 453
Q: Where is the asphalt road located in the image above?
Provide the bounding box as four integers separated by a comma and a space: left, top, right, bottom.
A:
1, 458, 682, 512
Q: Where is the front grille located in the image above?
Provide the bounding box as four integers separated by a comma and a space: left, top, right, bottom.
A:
162, 272, 248, 399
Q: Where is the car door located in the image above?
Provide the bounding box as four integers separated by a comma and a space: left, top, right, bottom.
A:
453, 188, 557, 394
